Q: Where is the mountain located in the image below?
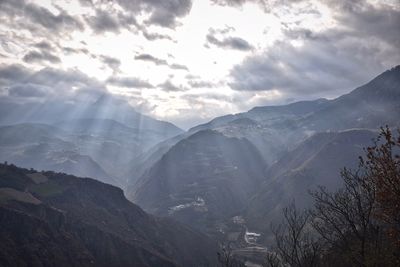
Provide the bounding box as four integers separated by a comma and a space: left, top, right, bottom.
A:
0, 163, 217, 267
244, 129, 378, 242
0, 123, 120, 186
0, 116, 183, 188
186, 66, 400, 164
297, 65, 400, 131
125, 66, 400, 246
129, 130, 267, 233
0, 94, 184, 187
0, 94, 183, 138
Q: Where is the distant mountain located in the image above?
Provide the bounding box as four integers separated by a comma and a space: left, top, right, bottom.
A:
129, 130, 266, 233
0, 94, 183, 138
244, 129, 378, 242
0, 94, 184, 186
186, 66, 400, 164
0, 113, 184, 187
0, 163, 217, 267
0, 123, 121, 186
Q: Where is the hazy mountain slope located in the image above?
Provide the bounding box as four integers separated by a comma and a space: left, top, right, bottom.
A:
125, 133, 188, 187
0, 163, 217, 267
0, 116, 183, 187
55, 118, 174, 180
184, 66, 400, 166
189, 98, 328, 133
244, 129, 378, 239
0, 94, 184, 187
130, 130, 266, 232
299, 65, 400, 131
0, 95, 183, 138
0, 123, 119, 186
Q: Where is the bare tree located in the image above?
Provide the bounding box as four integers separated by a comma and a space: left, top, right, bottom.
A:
266, 202, 321, 267
362, 126, 400, 252
265, 127, 400, 266
217, 241, 245, 267
309, 126, 400, 266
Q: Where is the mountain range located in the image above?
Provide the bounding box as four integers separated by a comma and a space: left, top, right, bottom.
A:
0, 65, 399, 265
0, 95, 183, 188
127, 65, 400, 240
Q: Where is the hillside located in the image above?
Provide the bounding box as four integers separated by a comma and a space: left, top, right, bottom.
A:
130, 130, 266, 233
0, 163, 217, 267
245, 129, 378, 241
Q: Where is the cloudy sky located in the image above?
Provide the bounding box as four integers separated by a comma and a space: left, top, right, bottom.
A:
0, 0, 399, 128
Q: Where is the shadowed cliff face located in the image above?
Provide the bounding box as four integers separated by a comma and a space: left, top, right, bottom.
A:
0, 163, 217, 267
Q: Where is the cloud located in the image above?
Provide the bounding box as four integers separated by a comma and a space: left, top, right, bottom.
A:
134, 53, 168, 65
188, 80, 217, 88
33, 41, 54, 51
116, 0, 193, 28
0, 0, 84, 34
229, 33, 399, 98
325, 1, 400, 48
107, 77, 154, 88
205, 28, 253, 51
0, 64, 106, 101
99, 55, 121, 71
0, 64, 32, 83
226, 0, 400, 101
158, 80, 187, 91
23, 51, 61, 64
134, 53, 188, 71
8, 83, 48, 98
170, 63, 189, 71
86, 9, 121, 33
142, 30, 173, 41
62, 47, 90, 55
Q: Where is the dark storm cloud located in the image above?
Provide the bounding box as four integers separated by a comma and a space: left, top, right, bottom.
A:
205, 28, 253, 51
107, 77, 154, 88
23, 51, 61, 64
135, 53, 168, 65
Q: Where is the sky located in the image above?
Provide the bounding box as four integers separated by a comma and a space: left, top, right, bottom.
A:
0, 0, 399, 129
